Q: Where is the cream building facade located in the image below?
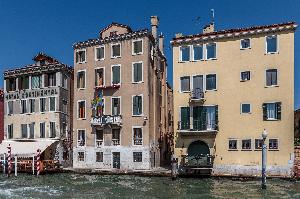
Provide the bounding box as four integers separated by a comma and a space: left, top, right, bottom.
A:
172, 22, 297, 177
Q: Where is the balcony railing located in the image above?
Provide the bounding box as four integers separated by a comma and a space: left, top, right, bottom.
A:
190, 89, 205, 102
96, 140, 103, 147
178, 120, 218, 132
181, 154, 214, 168
91, 115, 122, 126
133, 139, 143, 145
112, 139, 120, 146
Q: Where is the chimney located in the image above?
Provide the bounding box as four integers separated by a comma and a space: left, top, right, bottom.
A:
159, 33, 164, 54
203, 23, 214, 33
151, 16, 159, 41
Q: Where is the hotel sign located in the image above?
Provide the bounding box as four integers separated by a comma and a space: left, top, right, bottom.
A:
91, 115, 122, 126
5, 88, 59, 100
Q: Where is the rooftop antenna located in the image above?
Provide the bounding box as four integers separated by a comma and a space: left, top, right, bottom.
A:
211, 9, 215, 24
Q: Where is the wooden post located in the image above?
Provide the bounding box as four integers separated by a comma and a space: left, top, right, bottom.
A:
7, 144, 11, 177
36, 149, 41, 176
14, 156, 17, 177
3, 153, 6, 174
32, 156, 35, 175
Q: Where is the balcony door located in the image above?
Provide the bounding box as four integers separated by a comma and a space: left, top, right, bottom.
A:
193, 106, 216, 130
193, 75, 203, 99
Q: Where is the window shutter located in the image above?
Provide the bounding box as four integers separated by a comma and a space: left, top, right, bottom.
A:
134, 64, 138, 82
276, 102, 281, 120
97, 48, 100, 59
133, 96, 137, 115
138, 96, 142, 114
262, 103, 267, 121
138, 63, 142, 82
215, 105, 219, 130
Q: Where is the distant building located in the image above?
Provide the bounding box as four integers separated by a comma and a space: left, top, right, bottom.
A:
171, 22, 297, 177
0, 90, 4, 143
0, 52, 73, 167
295, 109, 300, 139
72, 16, 173, 170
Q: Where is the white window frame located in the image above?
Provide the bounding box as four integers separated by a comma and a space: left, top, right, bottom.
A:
7, 124, 13, 139
241, 139, 252, 151
49, 121, 56, 138
61, 73, 68, 90
7, 101, 14, 115
268, 138, 279, 150
205, 42, 217, 60
240, 103, 251, 114
77, 151, 85, 162
240, 70, 251, 81
254, 138, 263, 150
20, 99, 28, 114
179, 76, 191, 93
133, 151, 143, 163
77, 129, 86, 147
111, 96, 122, 115
264, 101, 280, 121
132, 126, 143, 146
132, 39, 143, 55
111, 128, 121, 146
95, 67, 105, 87
39, 122, 46, 138
95, 128, 104, 148
111, 64, 121, 85
205, 73, 217, 91
132, 61, 144, 83
179, 45, 191, 62
192, 44, 204, 61
111, 43, 121, 58
77, 100, 87, 120
75, 49, 87, 64
95, 151, 104, 162
265, 35, 279, 54
265, 68, 279, 87
39, 97, 46, 113
49, 97, 57, 112
228, 139, 238, 150
132, 94, 143, 116
240, 38, 251, 50
95, 45, 105, 61
77, 69, 86, 90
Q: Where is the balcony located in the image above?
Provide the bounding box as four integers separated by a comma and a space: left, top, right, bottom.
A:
96, 140, 103, 147
189, 89, 205, 103
112, 139, 120, 146
91, 115, 122, 126
95, 84, 120, 90
178, 120, 218, 133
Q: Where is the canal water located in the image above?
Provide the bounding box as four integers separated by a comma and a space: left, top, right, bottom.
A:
0, 174, 299, 199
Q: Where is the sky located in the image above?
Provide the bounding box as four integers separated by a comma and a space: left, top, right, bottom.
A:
0, 0, 299, 108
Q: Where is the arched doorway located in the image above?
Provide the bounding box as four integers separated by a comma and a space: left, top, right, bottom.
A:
187, 140, 210, 156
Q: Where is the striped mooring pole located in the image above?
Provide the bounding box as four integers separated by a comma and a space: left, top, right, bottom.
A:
36, 149, 41, 176
7, 144, 11, 177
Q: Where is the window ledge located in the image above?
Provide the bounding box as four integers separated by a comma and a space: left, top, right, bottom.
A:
265, 85, 279, 88
132, 114, 144, 117
77, 88, 86, 90
206, 58, 217, 61
240, 47, 251, 50
265, 119, 279, 121
241, 149, 252, 151
132, 81, 144, 84
76, 61, 87, 64
132, 53, 143, 56
241, 112, 252, 115
95, 58, 105, 61
178, 61, 190, 63
111, 56, 121, 59
265, 52, 279, 55
206, 89, 217, 92
254, 149, 262, 151
77, 118, 87, 121
268, 149, 279, 151
240, 79, 250, 82
228, 149, 238, 151
179, 91, 191, 93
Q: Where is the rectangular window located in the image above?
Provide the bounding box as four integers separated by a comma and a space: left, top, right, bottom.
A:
255, 139, 263, 150
40, 122, 45, 138
269, 139, 278, 150
241, 71, 250, 81
192, 106, 218, 131
21, 100, 27, 114
96, 152, 103, 162
180, 107, 190, 130
132, 40, 143, 55
229, 140, 237, 150
266, 35, 277, 53
29, 99, 35, 113
76, 50, 86, 63
7, 101, 13, 115
95, 98, 104, 117
48, 73, 56, 87
193, 45, 203, 61
112, 65, 120, 85
180, 46, 190, 61
40, 98, 46, 113
19, 76, 29, 90
78, 152, 85, 162
263, 102, 281, 120
241, 103, 251, 114
29, 122, 35, 139
206, 43, 216, 59
49, 97, 56, 112
62, 100, 68, 113
133, 152, 142, 162
21, 124, 28, 138
77, 71, 86, 89
206, 74, 216, 90
242, 139, 251, 150
112, 129, 120, 146
111, 43, 121, 58
266, 69, 277, 86
6, 78, 16, 92
95, 129, 103, 147
95, 68, 104, 87
180, 76, 190, 92
62, 74, 68, 89
49, 122, 56, 138
96, 46, 105, 60
78, 101, 86, 119
133, 128, 143, 145
133, 62, 143, 83
112, 98, 121, 115
78, 130, 86, 147
7, 124, 13, 139
241, 39, 251, 49
31, 75, 42, 89
132, 95, 142, 116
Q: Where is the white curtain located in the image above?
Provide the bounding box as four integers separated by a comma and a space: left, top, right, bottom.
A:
267, 103, 275, 119
206, 106, 215, 130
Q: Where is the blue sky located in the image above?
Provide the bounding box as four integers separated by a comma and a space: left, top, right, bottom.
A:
0, 0, 299, 108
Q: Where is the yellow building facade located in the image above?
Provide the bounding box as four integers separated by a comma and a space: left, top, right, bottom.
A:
172, 22, 297, 177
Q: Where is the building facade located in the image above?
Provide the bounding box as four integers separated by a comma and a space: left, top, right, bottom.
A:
0, 90, 4, 143
72, 16, 172, 170
172, 22, 296, 177
1, 53, 73, 166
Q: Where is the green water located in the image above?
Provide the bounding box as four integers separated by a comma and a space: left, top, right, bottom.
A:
0, 174, 299, 199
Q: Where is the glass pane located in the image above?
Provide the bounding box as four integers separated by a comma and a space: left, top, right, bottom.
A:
206, 75, 216, 90
207, 43, 216, 59
193, 45, 203, 60
267, 36, 277, 53
181, 46, 190, 61
112, 66, 120, 84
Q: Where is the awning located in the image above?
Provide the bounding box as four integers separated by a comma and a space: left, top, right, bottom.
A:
0, 140, 58, 157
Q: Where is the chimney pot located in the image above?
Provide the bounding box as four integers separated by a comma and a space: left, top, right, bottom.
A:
203, 23, 214, 33
175, 33, 183, 38
151, 16, 159, 41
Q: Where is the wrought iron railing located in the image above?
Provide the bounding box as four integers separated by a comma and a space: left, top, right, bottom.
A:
190, 89, 204, 100
178, 120, 217, 131
112, 139, 120, 146
181, 154, 214, 168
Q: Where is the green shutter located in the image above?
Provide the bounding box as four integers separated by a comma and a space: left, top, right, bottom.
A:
193, 106, 201, 130
181, 107, 190, 130
262, 103, 267, 121
133, 96, 137, 115
113, 66, 120, 84
134, 64, 138, 82
138, 96, 142, 114
276, 102, 282, 120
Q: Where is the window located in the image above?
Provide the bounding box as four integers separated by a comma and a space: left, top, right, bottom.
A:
29, 122, 35, 139
78, 152, 85, 162
263, 102, 281, 120
132, 40, 143, 55
112, 65, 120, 85
50, 122, 56, 138
96, 152, 103, 162
31, 75, 42, 89
229, 140, 237, 150
193, 45, 203, 61
49, 97, 56, 112
111, 43, 121, 58
241, 39, 251, 49
40, 98, 46, 113
78, 101, 86, 119
29, 99, 35, 113
21, 124, 28, 138
255, 139, 263, 150
132, 95, 143, 116
242, 139, 251, 150
62, 100, 68, 114
132, 62, 143, 83
241, 103, 251, 114
180, 46, 190, 61
6, 78, 16, 92
77, 130, 86, 147
48, 73, 56, 87
112, 97, 121, 115
241, 71, 250, 81
77, 71, 86, 89
206, 43, 216, 59
19, 76, 29, 90
21, 100, 27, 114
95, 129, 103, 147
112, 129, 120, 146
96, 46, 105, 60
133, 128, 143, 145
180, 76, 190, 92
7, 124, 13, 139
180, 107, 190, 130
266, 69, 277, 86
206, 74, 216, 90
76, 50, 86, 63
133, 152, 142, 162
95, 68, 104, 87
62, 74, 68, 89
40, 122, 45, 138
266, 35, 277, 53
7, 101, 13, 115
94, 98, 104, 117
269, 139, 278, 150
192, 106, 218, 131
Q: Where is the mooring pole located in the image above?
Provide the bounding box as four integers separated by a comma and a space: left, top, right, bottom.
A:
14, 156, 17, 177
36, 149, 41, 176
3, 153, 6, 174
32, 155, 35, 175
171, 154, 178, 180
7, 144, 11, 178
262, 129, 268, 189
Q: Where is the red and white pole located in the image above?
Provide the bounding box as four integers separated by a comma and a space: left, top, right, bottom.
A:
7, 144, 11, 177
36, 149, 41, 176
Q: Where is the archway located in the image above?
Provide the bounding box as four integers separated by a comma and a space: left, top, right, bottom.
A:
187, 140, 210, 156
